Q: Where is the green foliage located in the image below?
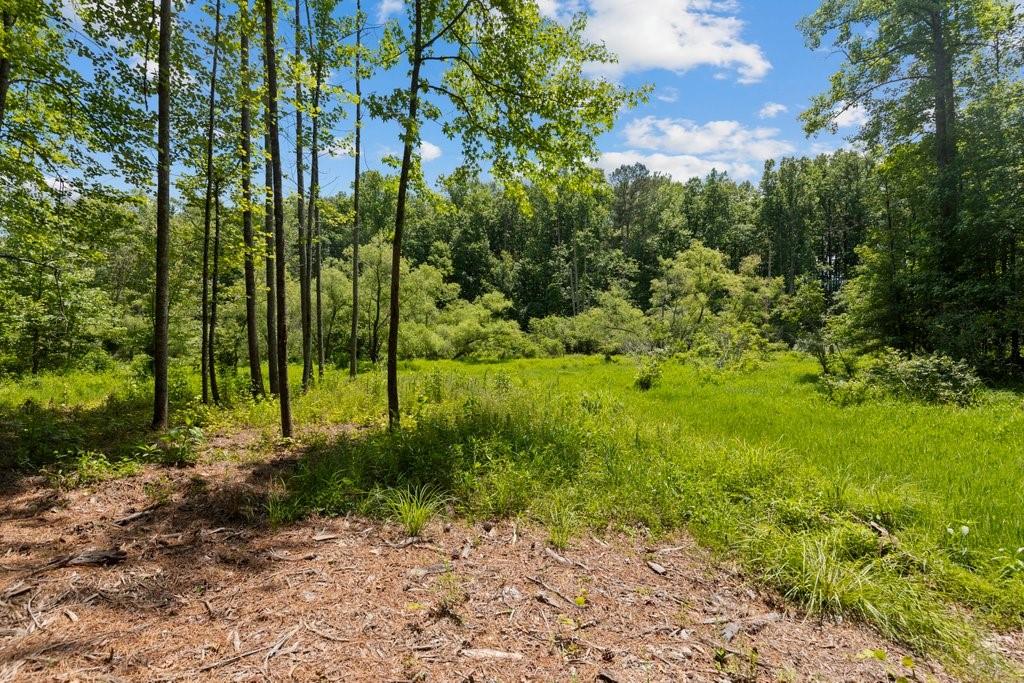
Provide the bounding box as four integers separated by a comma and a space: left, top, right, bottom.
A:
824, 350, 983, 407
377, 484, 446, 537
632, 354, 663, 391
43, 449, 141, 489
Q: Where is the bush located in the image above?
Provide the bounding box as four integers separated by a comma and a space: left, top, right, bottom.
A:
633, 355, 664, 391
824, 350, 982, 406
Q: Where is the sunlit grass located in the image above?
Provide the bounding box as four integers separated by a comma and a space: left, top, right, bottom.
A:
3, 354, 1023, 675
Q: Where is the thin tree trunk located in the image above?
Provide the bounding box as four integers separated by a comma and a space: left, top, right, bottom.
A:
308, 69, 322, 380
240, 18, 265, 398
302, 0, 324, 380
264, 122, 279, 395
209, 180, 222, 404
201, 0, 222, 404
295, 0, 311, 391
201, 202, 211, 403
349, 0, 361, 379
387, 0, 422, 428
264, 0, 292, 436
152, 0, 172, 430
315, 203, 324, 377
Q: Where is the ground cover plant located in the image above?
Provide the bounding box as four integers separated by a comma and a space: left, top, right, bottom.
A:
6, 354, 1020, 678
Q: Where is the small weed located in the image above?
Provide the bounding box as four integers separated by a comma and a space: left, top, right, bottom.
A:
380, 485, 446, 537
43, 450, 140, 489
429, 571, 467, 622
143, 476, 175, 506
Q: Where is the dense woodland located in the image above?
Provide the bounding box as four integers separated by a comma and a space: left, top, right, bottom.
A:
1, 0, 1023, 434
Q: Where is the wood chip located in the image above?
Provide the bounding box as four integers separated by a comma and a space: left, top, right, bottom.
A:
459, 648, 523, 661
544, 547, 572, 566
646, 560, 667, 576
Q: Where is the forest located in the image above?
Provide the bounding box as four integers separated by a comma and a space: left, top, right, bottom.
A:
1, 0, 1023, 681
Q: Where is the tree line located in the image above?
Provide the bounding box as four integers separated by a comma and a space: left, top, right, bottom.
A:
1, 0, 1022, 438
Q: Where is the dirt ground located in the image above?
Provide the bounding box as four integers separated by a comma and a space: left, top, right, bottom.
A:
0, 433, 979, 682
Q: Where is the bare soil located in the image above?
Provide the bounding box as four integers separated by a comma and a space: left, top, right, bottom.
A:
0, 431, 966, 682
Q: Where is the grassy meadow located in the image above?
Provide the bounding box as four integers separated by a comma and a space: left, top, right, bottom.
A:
2, 353, 1023, 676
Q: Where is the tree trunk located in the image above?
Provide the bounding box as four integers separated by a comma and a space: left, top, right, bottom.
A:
295, 0, 311, 391
264, 122, 279, 395
200, 0, 221, 404
387, 0, 422, 428
349, 0, 362, 379
201, 200, 211, 403
209, 180, 222, 403
308, 65, 322, 380
264, 0, 292, 436
152, 0, 172, 430
240, 21, 265, 398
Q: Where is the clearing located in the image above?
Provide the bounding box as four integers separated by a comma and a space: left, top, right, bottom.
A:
1, 354, 1023, 681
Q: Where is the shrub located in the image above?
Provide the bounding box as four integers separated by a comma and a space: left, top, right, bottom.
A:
633, 355, 664, 391
825, 350, 982, 407
43, 450, 141, 489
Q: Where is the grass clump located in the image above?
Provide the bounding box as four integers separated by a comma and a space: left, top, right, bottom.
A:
378, 484, 446, 537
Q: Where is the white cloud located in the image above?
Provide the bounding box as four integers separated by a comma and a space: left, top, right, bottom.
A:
377, 0, 403, 21
624, 116, 793, 160
758, 102, 787, 119
600, 115, 794, 180
656, 86, 680, 103
580, 0, 770, 83
419, 141, 443, 162
834, 103, 869, 128
598, 151, 755, 180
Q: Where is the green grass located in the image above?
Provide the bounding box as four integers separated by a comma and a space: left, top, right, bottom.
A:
3, 354, 1023, 677
425, 354, 1024, 563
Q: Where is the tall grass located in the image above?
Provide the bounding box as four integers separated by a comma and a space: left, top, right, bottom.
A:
263, 362, 1021, 676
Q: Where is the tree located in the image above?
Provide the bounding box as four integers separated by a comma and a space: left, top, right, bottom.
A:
372, 0, 639, 427
349, 0, 363, 378
153, 0, 173, 429
238, 0, 265, 397
200, 0, 223, 405
263, 0, 292, 436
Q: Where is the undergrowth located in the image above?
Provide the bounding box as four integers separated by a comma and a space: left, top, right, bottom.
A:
267, 368, 1022, 679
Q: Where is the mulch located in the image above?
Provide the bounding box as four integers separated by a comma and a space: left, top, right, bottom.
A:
0, 431, 982, 682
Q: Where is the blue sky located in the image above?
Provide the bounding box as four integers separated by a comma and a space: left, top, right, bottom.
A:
310, 0, 864, 195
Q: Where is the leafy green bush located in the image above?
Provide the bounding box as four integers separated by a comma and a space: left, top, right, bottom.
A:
43, 450, 141, 489
137, 425, 205, 466
825, 350, 983, 406
633, 355, 664, 391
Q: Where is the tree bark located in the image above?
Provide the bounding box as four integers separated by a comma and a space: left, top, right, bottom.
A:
308, 61, 323, 380
295, 0, 312, 391
349, 0, 362, 379
263, 122, 279, 395
209, 180, 222, 403
240, 20, 265, 398
152, 0, 172, 430
387, 0, 423, 428
200, 0, 222, 404
264, 0, 292, 436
